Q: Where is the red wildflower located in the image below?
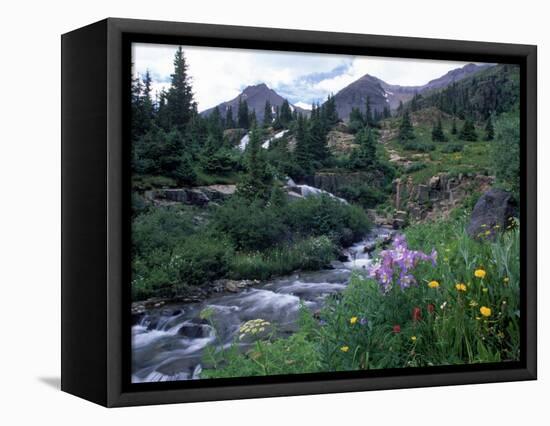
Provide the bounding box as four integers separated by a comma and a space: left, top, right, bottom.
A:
393, 324, 401, 333
427, 303, 435, 314
412, 307, 422, 322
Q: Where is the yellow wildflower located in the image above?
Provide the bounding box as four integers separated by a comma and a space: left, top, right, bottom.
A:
428, 280, 440, 289
474, 269, 486, 279
482, 288, 488, 293
350, 317, 358, 325
503, 277, 510, 283
484, 230, 491, 236
411, 336, 417, 342
455, 283, 467, 292
480, 306, 492, 317
340, 346, 349, 353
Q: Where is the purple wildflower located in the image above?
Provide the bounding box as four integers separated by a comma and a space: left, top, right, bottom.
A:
367, 234, 437, 292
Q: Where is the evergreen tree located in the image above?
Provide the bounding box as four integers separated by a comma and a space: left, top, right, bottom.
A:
431, 117, 447, 142
272, 106, 282, 130
459, 118, 478, 141
349, 127, 377, 170
207, 106, 224, 142
173, 152, 197, 185
225, 106, 235, 129
308, 106, 330, 163
263, 100, 273, 127
484, 116, 495, 141
294, 115, 313, 175
348, 107, 365, 134
399, 110, 415, 141
451, 117, 458, 134
155, 89, 170, 131
322, 94, 339, 126
166, 46, 195, 132
237, 125, 273, 201
249, 110, 257, 128
397, 100, 404, 115
383, 106, 391, 119
365, 96, 373, 126
268, 184, 288, 209
279, 100, 293, 126
237, 97, 249, 129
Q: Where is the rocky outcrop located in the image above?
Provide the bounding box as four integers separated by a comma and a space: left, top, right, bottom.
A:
147, 184, 237, 207
393, 173, 494, 222
467, 188, 518, 240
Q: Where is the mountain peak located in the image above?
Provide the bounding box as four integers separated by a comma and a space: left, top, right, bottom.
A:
202, 83, 308, 122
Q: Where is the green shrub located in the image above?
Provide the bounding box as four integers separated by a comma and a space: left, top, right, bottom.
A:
230, 236, 336, 280
402, 140, 436, 152
285, 195, 371, 245
132, 233, 233, 299
404, 162, 427, 173
212, 197, 288, 251
132, 206, 196, 257
338, 184, 386, 209
441, 143, 464, 153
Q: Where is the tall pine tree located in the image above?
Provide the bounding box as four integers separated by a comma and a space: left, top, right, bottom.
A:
399, 110, 415, 141
431, 117, 447, 142
459, 118, 478, 141
166, 46, 195, 132
237, 97, 249, 129
225, 106, 235, 129
263, 100, 273, 127
237, 125, 273, 201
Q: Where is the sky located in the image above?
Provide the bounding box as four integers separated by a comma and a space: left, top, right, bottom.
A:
132, 43, 483, 112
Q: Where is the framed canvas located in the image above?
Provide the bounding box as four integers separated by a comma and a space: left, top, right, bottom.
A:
61, 18, 537, 407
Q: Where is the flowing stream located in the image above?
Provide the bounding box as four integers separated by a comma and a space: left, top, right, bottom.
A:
132, 224, 393, 383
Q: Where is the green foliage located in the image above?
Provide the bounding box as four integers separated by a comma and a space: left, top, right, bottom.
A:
399, 111, 415, 141
441, 143, 464, 154
263, 100, 273, 126
459, 119, 478, 141
484, 116, 495, 141
202, 330, 321, 379
492, 109, 520, 197
402, 140, 436, 152
237, 125, 273, 201
418, 64, 520, 121
431, 117, 447, 142
165, 46, 196, 132
338, 184, 386, 209
285, 195, 370, 246
237, 97, 249, 129
229, 236, 336, 280
212, 196, 287, 251
225, 106, 235, 129
349, 127, 378, 170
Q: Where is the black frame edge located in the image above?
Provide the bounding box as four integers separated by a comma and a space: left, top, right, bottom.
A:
61, 19, 109, 406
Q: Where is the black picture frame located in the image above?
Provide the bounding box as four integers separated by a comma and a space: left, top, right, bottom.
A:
61, 17, 537, 407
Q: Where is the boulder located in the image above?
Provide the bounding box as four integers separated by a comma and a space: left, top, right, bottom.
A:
178, 320, 211, 338
467, 188, 518, 239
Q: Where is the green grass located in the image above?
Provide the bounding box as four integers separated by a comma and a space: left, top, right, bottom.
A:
229, 236, 336, 281
384, 115, 492, 184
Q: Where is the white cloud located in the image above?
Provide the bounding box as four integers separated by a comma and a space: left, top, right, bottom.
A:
132, 43, 487, 111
